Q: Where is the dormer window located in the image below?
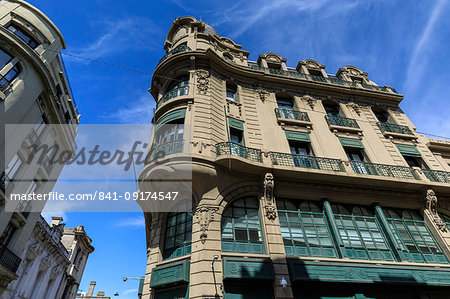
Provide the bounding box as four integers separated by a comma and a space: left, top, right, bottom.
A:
7, 23, 39, 49
309, 69, 323, 77
351, 77, 363, 84
223, 53, 233, 62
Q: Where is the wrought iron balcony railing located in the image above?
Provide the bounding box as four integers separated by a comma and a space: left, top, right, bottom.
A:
0, 244, 21, 273
157, 86, 189, 109
148, 140, 184, 161
216, 142, 263, 163
325, 115, 360, 129
270, 152, 345, 172
275, 108, 310, 122
248, 65, 397, 93
377, 122, 414, 135
349, 161, 419, 180
422, 169, 450, 183
158, 45, 192, 65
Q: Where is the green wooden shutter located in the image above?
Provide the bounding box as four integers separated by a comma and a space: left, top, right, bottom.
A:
156, 108, 186, 129
228, 117, 244, 131
395, 144, 421, 157
285, 131, 310, 142
339, 137, 364, 149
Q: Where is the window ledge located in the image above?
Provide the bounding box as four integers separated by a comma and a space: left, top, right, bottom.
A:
277, 117, 312, 127
328, 124, 363, 134
221, 252, 270, 259
382, 131, 417, 140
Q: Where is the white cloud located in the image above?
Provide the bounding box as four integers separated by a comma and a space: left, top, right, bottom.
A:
68, 17, 162, 60
105, 93, 155, 124
404, 0, 447, 94
123, 288, 137, 295
114, 216, 145, 228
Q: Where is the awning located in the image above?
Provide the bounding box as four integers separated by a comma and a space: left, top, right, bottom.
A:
395, 144, 421, 157
228, 117, 244, 131
339, 137, 364, 149
156, 108, 186, 130
285, 130, 310, 142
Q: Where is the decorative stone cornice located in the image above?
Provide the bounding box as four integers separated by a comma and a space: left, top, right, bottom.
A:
425, 189, 448, 233
195, 205, 219, 243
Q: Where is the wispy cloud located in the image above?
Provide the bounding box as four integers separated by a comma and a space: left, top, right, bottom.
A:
123, 288, 137, 295
404, 0, 446, 94
69, 17, 162, 60
114, 216, 145, 228
105, 92, 155, 124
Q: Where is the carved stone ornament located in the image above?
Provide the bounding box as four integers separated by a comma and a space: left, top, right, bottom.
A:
302, 95, 315, 110
196, 70, 210, 95
425, 189, 448, 233
255, 88, 269, 102
347, 102, 361, 116
195, 205, 219, 243
263, 173, 276, 221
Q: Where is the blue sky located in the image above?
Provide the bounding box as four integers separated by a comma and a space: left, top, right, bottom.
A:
29, 0, 450, 297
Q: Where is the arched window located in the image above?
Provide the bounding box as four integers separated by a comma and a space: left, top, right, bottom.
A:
323, 102, 340, 117
163, 211, 192, 260
278, 199, 337, 258
226, 83, 237, 102
221, 196, 264, 254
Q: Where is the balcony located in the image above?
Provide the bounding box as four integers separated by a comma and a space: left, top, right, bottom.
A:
0, 244, 21, 273
156, 86, 189, 109
270, 152, 345, 172
275, 108, 310, 122
325, 115, 360, 129
422, 169, 450, 183
349, 161, 419, 180
248, 65, 397, 94
216, 142, 263, 163
149, 140, 184, 161
377, 122, 414, 136
158, 45, 192, 65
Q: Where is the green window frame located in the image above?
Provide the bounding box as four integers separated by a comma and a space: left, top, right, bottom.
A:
221, 197, 264, 254
163, 211, 192, 260
441, 213, 450, 229
383, 208, 448, 264
278, 199, 338, 258
331, 204, 395, 261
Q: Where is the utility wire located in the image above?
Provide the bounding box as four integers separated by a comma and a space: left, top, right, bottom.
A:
52, 50, 450, 140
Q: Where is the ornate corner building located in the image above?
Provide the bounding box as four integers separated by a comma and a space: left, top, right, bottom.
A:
139, 17, 450, 299
0, 0, 79, 295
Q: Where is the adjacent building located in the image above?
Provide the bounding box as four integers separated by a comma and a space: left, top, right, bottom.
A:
0, 0, 79, 294
0, 216, 94, 299
139, 16, 450, 299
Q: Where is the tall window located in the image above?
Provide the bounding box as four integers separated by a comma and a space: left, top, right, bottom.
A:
323, 103, 340, 117
0, 222, 17, 248
153, 109, 186, 158
373, 109, 389, 123
278, 199, 337, 258
163, 211, 192, 260
7, 23, 39, 48
4, 154, 23, 187
226, 83, 237, 102
383, 208, 448, 264
221, 197, 264, 254
277, 97, 294, 110
332, 204, 395, 261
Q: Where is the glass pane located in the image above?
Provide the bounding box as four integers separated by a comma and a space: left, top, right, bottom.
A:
235, 229, 248, 241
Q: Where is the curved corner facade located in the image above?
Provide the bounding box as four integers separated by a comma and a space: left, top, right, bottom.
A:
0, 0, 80, 296
140, 17, 450, 299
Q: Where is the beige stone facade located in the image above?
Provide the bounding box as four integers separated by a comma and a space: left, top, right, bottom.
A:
0, 0, 79, 294
141, 17, 450, 299
0, 216, 93, 299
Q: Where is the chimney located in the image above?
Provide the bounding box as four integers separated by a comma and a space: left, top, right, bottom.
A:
87, 281, 96, 296
51, 216, 64, 227
97, 291, 105, 297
